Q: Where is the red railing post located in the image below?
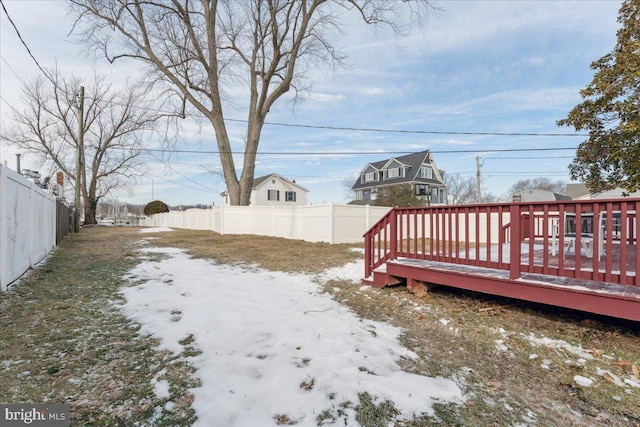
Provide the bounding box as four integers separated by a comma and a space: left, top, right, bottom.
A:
390, 208, 398, 261
364, 229, 372, 278
509, 203, 522, 280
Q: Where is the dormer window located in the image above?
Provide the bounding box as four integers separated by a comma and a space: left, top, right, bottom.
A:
420, 165, 433, 179
362, 172, 376, 183
384, 167, 405, 180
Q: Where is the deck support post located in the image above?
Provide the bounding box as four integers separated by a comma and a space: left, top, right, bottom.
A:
509, 204, 522, 280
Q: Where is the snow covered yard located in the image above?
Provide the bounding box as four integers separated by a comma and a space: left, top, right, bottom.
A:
121, 232, 464, 426
2, 226, 637, 426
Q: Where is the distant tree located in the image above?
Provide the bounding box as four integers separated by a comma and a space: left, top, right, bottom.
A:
71, 0, 434, 206
507, 178, 567, 196
557, 0, 640, 194
445, 175, 502, 204
144, 200, 170, 216
481, 191, 501, 203
375, 185, 425, 207
446, 175, 477, 205
1, 71, 158, 225
342, 174, 359, 202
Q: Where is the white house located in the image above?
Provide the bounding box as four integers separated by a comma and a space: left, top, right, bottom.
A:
222, 173, 308, 206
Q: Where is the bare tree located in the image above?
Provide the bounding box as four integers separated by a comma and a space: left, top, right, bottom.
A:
446, 174, 503, 205
342, 174, 359, 201
70, 0, 433, 205
446, 175, 477, 205
507, 177, 567, 196
2, 71, 159, 225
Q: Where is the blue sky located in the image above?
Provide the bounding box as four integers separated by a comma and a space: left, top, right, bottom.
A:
0, 0, 623, 206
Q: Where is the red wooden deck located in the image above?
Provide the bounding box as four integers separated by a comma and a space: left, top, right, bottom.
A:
363, 199, 640, 322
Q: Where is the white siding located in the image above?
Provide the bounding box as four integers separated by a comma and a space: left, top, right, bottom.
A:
250, 176, 307, 206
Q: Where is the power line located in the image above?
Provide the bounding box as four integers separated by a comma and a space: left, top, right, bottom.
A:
226, 117, 589, 138
0, 55, 25, 86
486, 155, 575, 160
120, 146, 579, 155
0, 0, 51, 81
87, 97, 587, 138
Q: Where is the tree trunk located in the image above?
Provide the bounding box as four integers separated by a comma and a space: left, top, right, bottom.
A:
83, 196, 98, 225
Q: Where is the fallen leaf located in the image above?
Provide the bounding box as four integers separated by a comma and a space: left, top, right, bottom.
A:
603, 372, 617, 384
633, 364, 639, 380
486, 380, 501, 392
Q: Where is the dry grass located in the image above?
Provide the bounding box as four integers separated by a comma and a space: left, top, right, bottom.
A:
0, 227, 198, 426
2, 226, 639, 426
324, 280, 640, 426
147, 228, 363, 273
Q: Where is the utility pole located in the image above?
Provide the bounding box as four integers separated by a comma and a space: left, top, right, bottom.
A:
74, 86, 84, 233
476, 156, 482, 204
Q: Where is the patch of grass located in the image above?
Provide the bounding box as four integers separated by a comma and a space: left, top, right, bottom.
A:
147, 229, 362, 273
0, 227, 198, 426
355, 392, 399, 427
323, 278, 640, 427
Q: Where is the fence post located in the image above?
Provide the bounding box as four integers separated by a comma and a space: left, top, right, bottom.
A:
366, 204, 370, 229
297, 205, 302, 240
221, 204, 225, 235
509, 203, 521, 280
329, 203, 335, 244
29, 180, 35, 266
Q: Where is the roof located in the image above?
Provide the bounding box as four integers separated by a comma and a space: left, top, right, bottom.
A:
253, 174, 309, 192
352, 150, 445, 190
220, 173, 308, 196
511, 188, 571, 202
565, 183, 590, 199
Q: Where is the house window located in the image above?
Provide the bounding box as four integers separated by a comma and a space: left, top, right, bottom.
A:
415, 184, 428, 196
268, 190, 280, 201
429, 187, 439, 202
285, 191, 296, 202
362, 172, 376, 183
420, 166, 433, 179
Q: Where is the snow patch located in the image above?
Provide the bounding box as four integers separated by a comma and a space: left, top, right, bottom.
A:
119, 247, 463, 426
573, 375, 593, 387
140, 227, 175, 233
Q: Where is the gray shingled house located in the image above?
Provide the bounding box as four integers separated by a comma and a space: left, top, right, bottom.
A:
350, 150, 447, 205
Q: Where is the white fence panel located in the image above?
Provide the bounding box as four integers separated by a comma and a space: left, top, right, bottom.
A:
0, 163, 57, 291
140, 204, 392, 244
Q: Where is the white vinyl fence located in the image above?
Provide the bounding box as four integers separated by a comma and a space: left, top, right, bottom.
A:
0, 163, 57, 291
141, 204, 392, 244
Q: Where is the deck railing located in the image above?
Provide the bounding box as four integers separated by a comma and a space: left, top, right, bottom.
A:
364, 199, 640, 287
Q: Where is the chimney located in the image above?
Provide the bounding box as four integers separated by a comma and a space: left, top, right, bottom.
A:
16, 154, 21, 174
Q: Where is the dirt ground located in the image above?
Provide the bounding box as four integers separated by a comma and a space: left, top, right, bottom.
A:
1, 226, 638, 426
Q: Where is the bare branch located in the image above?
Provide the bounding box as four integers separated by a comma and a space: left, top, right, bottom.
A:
70, 0, 434, 205
0, 69, 161, 224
